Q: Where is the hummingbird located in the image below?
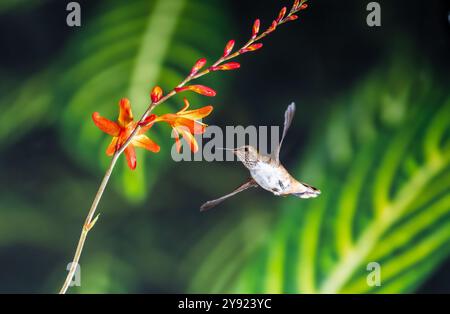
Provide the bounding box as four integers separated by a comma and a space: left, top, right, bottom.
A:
200, 102, 320, 211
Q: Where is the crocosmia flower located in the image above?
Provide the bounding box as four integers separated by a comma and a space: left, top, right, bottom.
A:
92, 98, 160, 170
154, 98, 213, 153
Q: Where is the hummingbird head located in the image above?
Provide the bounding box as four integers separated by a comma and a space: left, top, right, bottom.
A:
233, 146, 259, 167
216, 146, 260, 168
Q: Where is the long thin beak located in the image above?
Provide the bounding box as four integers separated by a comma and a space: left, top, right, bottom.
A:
216, 147, 236, 152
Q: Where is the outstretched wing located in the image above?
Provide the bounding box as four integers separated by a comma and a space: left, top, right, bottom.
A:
273, 102, 296, 163
200, 179, 258, 211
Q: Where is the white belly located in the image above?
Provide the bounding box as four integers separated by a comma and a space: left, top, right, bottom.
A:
250, 162, 291, 195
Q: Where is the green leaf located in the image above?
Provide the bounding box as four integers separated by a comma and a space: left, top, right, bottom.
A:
189, 57, 450, 293
0, 71, 55, 149
0, 0, 44, 14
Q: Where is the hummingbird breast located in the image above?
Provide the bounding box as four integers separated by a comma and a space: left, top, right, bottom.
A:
249, 162, 292, 195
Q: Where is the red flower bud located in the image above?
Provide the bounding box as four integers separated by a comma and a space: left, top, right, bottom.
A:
209, 62, 241, 72
286, 15, 298, 21
223, 40, 235, 57
150, 86, 163, 103
300, 3, 308, 10
240, 43, 263, 53
190, 58, 207, 76
252, 19, 260, 39
175, 85, 217, 97
267, 20, 278, 33
277, 7, 287, 23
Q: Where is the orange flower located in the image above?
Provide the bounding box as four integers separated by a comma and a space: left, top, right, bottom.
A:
92, 98, 160, 170
154, 98, 213, 153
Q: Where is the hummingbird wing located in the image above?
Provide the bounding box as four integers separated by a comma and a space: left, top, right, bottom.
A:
274, 102, 296, 164
200, 178, 258, 211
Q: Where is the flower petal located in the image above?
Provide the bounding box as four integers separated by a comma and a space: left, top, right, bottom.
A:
118, 98, 134, 127
133, 134, 160, 153
92, 112, 120, 136
106, 137, 119, 156
179, 98, 190, 113
154, 113, 176, 125
174, 118, 206, 134
171, 128, 182, 153
181, 105, 213, 120
139, 114, 157, 133
179, 127, 199, 153
124, 145, 137, 170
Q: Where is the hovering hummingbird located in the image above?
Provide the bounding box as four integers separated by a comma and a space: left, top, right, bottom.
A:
200, 102, 320, 211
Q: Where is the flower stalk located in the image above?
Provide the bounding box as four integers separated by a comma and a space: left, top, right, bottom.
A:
59, 0, 309, 294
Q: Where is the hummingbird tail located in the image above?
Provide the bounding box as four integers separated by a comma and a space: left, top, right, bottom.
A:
293, 182, 321, 199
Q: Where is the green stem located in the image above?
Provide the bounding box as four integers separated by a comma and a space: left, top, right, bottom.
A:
59, 153, 120, 294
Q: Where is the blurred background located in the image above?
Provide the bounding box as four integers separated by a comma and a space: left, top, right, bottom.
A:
0, 0, 449, 293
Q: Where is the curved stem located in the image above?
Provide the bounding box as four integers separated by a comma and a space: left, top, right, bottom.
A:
59, 153, 120, 294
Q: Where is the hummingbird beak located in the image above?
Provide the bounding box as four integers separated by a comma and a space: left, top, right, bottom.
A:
216, 147, 237, 153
